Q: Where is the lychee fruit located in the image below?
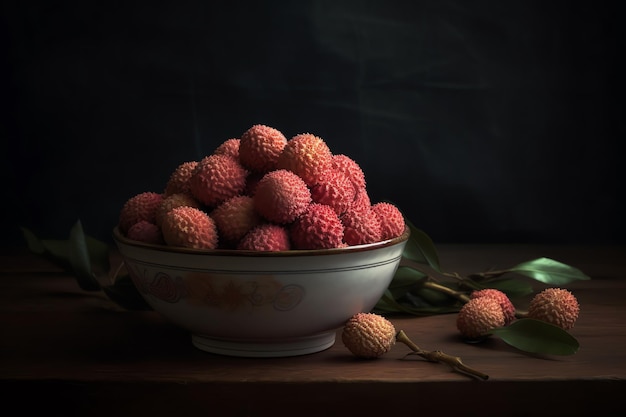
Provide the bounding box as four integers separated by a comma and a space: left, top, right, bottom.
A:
161, 206, 218, 249
155, 193, 201, 227
457, 297, 505, 340
527, 288, 580, 330
164, 161, 198, 197
310, 169, 357, 216
211, 195, 262, 246
371, 202, 406, 240
276, 133, 333, 186
341, 207, 382, 246
190, 154, 248, 208
213, 138, 240, 160
350, 188, 372, 213
253, 169, 311, 224
470, 288, 516, 325
239, 124, 287, 173
331, 154, 366, 191
119, 191, 164, 234
290, 203, 344, 249
237, 224, 291, 251
342, 312, 396, 359
126, 220, 164, 245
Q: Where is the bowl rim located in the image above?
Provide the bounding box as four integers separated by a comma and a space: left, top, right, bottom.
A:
113, 225, 410, 258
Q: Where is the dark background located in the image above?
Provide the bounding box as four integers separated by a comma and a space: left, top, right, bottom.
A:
2, 0, 624, 248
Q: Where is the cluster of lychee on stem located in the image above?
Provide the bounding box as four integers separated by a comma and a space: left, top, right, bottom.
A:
397, 257, 582, 338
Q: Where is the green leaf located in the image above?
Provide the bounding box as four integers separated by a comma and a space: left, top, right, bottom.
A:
409, 286, 457, 305
84, 235, 112, 277
402, 219, 441, 271
20, 227, 46, 254
491, 318, 579, 355
21, 227, 73, 270
510, 257, 591, 285
373, 290, 460, 316
388, 266, 428, 289
68, 220, 101, 291
482, 278, 534, 298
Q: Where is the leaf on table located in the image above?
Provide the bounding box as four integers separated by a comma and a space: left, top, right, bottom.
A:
402, 219, 441, 271
482, 278, 535, 298
68, 220, 102, 291
388, 266, 428, 289
373, 289, 460, 316
490, 318, 580, 356
509, 257, 591, 285
21, 227, 72, 270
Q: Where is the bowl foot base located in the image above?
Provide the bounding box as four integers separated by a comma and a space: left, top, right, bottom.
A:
191, 331, 336, 357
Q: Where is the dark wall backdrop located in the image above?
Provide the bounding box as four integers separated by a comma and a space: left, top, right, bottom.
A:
2, 0, 624, 247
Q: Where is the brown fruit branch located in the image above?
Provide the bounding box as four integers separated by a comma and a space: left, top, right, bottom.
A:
395, 330, 489, 381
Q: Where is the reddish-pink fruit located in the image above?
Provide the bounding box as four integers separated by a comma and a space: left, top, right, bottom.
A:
119, 192, 164, 234
253, 169, 311, 224
371, 202, 405, 240
331, 154, 366, 190
211, 195, 262, 245
290, 203, 344, 249
276, 133, 333, 186
350, 188, 372, 213
164, 161, 198, 197
239, 124, 287, 173
310, 169, 357, 216
341, 207, 382, 246
126, 220, 163, 245
528, 288, 580, 330
190, 154, 248, 207
213, 138, 240, 160
456, 297, 505, 340
342, 313, 396, 359
471, 289, 516, 325
161, 206, 218, 249
155, 193, 201, 227
237, 224, 291, 251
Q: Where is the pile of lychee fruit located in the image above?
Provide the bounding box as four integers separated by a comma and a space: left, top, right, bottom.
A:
117, 124, 406, 251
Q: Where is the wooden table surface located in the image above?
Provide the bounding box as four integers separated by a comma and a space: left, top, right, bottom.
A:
1, 244, 625, 416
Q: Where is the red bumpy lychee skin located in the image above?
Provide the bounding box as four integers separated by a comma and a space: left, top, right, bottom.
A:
239, 124, 288, 173
211, 195, 262, 246
237, 224, 291, 251
190, 154, 248, 208
155, 193, 201, 227
126, 220, 164, 245
342, 313, 396, 359
253, 169, 312, 224
164, 161, 198, 197
276, 133, 333, 186
527, 288, 580, 330
213, 138, 240, 160
456, 297, 505, 340
310, 169, 357, 216
161, 206, 218, 249
371, 202, 406, 240
471, 289, 516, 325
331, 154, 366, 191
119, 192, 164, 235
350, 188, 372, 213
290, 203, 344, 249
341, 207, 382, 246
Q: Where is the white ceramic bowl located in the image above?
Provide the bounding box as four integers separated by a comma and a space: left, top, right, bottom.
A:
113, 226, 409, 357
